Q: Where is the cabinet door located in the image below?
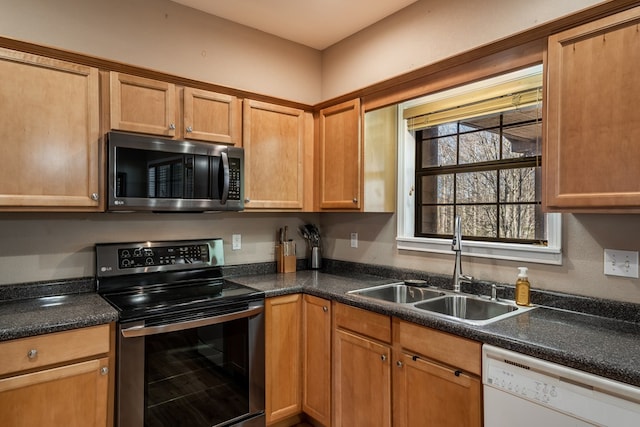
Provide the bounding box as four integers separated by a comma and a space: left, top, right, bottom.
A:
0, 47, 100, 210
183, 88, 241, 145
333, 329, 391, 427
302, 295, 331, 426
545, 7, 640, 211
243, 100, 310, 210
318, 98, 361, 210
265, 294, 302, 424
0, 357, 110, 427
393, 352, 481, 427
110, 72, 176, 137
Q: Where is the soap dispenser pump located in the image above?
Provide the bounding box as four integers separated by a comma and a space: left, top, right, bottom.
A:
515, 267, 530, 306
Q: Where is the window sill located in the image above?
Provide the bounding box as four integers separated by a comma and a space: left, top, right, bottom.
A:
396, 236, 562, 265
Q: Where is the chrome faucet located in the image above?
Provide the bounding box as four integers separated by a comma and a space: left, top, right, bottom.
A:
452, 215, 472, 292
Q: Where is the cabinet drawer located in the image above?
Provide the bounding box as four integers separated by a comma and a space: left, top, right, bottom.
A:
334, 302, 391, 343
0, 324, 110, 376
395, 319, 481, 376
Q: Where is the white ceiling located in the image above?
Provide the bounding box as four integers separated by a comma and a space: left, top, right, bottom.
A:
170, 0, 418, 50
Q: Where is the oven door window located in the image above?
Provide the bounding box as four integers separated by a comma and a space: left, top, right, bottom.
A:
145, 319, 250, 427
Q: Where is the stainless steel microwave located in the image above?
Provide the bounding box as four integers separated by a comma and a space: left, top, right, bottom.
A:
106, 131, 244, 212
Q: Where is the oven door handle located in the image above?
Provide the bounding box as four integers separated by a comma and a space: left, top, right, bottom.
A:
120, 305, 263, 338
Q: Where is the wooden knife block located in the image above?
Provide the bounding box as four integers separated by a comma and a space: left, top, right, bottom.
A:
276, 242, 296, 273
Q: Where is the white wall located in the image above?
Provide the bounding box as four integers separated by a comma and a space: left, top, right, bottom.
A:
0, 0, 322, 104
0, 212, 318, 284
321, 213, 640, 304
321, 0, 604, 100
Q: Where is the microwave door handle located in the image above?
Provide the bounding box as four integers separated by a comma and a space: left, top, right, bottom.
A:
220, 151, 230, 204
120, 305, 264, 338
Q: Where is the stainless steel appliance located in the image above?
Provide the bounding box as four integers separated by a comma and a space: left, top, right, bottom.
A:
106, 131, 244, 212
97, 238, 265, 427
483, 344, 640, 426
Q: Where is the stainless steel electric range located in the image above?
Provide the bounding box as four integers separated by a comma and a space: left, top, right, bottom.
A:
96, 238, 265, 427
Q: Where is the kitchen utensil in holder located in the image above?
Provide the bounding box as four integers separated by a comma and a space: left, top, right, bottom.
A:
310, 246, 321, 269
276, 241, 296, 273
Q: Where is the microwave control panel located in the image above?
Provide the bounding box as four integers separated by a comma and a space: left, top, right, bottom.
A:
228, 157, 241, 201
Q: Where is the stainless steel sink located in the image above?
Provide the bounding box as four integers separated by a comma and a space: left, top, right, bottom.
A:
415, 294, 532, 325
348, 283, 445, 303
348, 282, 534, 325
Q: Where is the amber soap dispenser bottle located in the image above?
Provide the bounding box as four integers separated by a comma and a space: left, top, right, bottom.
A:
515, 267, 531, 306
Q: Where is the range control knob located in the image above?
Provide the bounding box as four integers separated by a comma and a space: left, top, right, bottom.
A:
145, 258, 154, 265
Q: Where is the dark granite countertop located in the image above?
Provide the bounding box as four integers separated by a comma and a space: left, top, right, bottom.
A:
0, 279, 119, 341
228, 269, 640, 388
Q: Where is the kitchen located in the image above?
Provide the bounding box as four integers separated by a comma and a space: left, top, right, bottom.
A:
1, 0, 640, 426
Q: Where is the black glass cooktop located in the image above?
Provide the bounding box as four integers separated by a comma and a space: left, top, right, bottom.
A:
101, 279, 263, 322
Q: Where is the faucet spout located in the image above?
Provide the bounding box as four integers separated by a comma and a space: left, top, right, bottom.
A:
452, 216, 472, 292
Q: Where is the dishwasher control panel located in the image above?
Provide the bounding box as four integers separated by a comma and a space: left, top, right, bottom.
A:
485, 362, 561, 406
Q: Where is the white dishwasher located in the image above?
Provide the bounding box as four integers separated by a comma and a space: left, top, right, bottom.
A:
483, 344, 640, 426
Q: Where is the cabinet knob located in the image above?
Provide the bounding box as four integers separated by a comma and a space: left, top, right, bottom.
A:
186, 126, 193, 133
169, 123, 176, 130
244, 198, 250, 203
381, 354, 387, 361
352, 198, 358, 204
100, 366, 109, 376
90, 193, 99, 201
396, 361, 403, 368
323, 306, 328, 312
27, 349, 38, 359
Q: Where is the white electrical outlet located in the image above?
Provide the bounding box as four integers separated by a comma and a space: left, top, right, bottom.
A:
232, 234, 242, 251
604, 249, 639, 278
350, 232, 358, 248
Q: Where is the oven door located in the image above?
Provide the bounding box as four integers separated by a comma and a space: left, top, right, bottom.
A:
116, 301, 265, 427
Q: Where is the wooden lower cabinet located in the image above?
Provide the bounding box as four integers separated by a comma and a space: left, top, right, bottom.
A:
302, 295, 332, 426
0, 324, 113, 427
333, 303, 392, 427
393, 353, 481, 427
393, 319, 482, 427
331, 303, 482, 427
265, 294, 303, 425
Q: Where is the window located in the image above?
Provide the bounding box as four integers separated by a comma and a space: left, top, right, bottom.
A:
397, 65, 562, 264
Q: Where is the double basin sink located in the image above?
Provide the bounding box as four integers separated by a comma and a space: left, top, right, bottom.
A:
347, 282, 534, 325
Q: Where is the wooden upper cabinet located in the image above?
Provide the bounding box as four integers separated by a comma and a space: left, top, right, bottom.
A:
318, 98, 362, 210
545, 6, 640, 212
110, 72, 176, 137
109, 72, 241, 145
183, 87, 241, 145
0, 47, 101, 210
243, 99, 312, 210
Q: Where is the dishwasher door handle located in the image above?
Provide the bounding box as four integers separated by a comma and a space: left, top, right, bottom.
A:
121, 305, 264, 338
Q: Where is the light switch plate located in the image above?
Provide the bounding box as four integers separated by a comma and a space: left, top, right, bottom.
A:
350, 232, 358, 248
232, 234, 241, 251
604, 249, 639, 278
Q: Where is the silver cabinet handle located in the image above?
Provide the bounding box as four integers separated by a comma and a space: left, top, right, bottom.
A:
27, 349, 38, 359
169, 123, 176, 130
397, 361, 403, 368
323, 306, 328, 312
91, 193, 99, 201
121, 305, 263, 338
186, 126, 193, 133
100, 366, 109, 376
353, 198, 358, 204
381, 354, 387, 361
244, 198, 250, 203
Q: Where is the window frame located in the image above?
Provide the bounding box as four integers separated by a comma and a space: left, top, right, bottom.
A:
396, 65, 562, 265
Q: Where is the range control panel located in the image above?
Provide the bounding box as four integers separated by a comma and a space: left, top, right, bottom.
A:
96, 238, 225, 277
117, 244, 209, 269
